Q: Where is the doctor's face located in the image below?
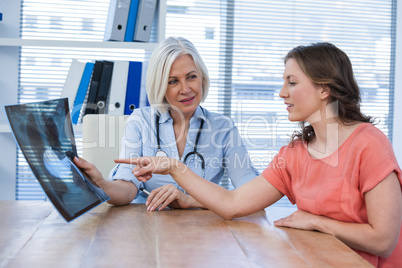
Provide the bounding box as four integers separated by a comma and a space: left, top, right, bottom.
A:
165, 54, 203, 119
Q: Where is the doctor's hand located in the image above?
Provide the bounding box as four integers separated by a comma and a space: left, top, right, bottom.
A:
114, 156, 183, 182
146, 184, 192, 211
73, 156, 103, 188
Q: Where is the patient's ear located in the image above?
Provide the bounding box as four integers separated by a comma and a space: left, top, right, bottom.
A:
320, 85, 330, 100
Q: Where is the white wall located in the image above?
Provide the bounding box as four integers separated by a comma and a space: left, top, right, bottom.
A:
0, 0, 20, 200
393, 0, 402, 164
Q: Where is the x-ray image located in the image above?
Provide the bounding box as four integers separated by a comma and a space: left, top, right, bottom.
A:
5, 98, 110, 222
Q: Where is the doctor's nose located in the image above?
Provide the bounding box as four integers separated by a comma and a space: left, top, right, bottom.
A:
179, 81, 192, 94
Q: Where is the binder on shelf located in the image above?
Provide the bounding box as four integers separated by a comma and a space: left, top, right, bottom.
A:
95, 60, 114, 114
60, 59, 86, 109
124, 61, 143, 115
124, 0, 140, 42
133, 0, 157, 42
108, 61, 130, 115
104, 0, 132, 41
84, 60, 104, 115
71, 62, 95, 124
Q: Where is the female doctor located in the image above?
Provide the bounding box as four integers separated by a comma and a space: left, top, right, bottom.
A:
75, 36, 259, 210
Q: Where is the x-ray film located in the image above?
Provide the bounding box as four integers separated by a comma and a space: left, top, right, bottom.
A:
5, 98, 110, 222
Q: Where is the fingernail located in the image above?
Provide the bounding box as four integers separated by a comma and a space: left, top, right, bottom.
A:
134, 171, 139, 175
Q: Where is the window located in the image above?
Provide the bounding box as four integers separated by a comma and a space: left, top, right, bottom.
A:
164, 0, 396, 206
17, 0, 149, 199
17, 0, 397, 207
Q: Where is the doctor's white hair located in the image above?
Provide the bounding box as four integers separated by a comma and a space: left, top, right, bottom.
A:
146, 36, 210, 114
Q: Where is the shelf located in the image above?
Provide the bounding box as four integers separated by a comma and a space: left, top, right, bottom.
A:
0, 38, 158, 50
0, 0, 166, 50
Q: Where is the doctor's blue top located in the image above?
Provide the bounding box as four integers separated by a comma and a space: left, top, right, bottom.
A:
109, 106, 260, 203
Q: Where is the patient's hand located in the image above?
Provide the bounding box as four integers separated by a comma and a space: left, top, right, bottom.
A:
115, 156, 179, 182
274, 209, 322, 231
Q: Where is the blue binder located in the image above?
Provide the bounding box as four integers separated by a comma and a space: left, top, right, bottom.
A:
124, 61, 142, 115
124, 0, 140, 42
71, 62, 94, 124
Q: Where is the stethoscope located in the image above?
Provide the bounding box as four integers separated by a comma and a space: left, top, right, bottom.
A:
155, 107, 205, 178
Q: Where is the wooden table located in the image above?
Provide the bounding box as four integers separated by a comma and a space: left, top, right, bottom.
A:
0, 201, 372, 268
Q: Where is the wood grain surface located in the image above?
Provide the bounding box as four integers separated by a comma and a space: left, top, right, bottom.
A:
0, 201, 372, 268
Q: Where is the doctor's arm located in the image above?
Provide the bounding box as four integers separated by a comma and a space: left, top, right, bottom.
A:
73, 114, 146, 206
222, 123, 260, 188
74, 156, 137, 205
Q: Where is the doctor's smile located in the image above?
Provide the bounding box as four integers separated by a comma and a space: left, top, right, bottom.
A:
179, 96, 196, 104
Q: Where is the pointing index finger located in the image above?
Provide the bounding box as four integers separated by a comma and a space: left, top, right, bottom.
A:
114, 158, 139, 165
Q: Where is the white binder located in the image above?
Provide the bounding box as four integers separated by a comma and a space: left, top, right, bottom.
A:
104, 0, 131, 41
60, 59, 86, 109
133, 0, 157, 42
107, 61, 130, 115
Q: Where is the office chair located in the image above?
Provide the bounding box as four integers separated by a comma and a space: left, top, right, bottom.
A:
82, 114, 128, 179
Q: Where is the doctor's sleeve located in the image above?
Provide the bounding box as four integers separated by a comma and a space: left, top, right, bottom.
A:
108, 113, 145, 191
222, 121, 260, 188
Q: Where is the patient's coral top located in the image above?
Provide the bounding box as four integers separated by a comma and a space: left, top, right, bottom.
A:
262, 123, 402, 268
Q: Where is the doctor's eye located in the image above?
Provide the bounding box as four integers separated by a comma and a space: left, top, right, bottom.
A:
168, 79, 178, 85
